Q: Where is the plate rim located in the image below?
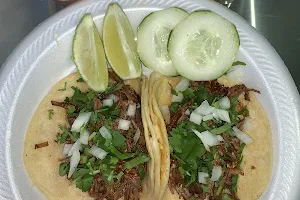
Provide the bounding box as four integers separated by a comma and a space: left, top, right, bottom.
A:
0, 0, 300, 199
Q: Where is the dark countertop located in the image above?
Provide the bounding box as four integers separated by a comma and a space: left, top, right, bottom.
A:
1, 0, 299, 90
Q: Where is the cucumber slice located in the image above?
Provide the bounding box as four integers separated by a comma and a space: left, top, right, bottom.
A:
137, 8, 188, 76
168, 11, 240, 81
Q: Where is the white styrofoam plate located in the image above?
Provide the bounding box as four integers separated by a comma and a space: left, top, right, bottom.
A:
0, 0, 299, 199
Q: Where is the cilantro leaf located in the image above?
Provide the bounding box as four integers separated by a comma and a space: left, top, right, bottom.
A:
59, 162, 69, 176
110, 130, 126, 147
232, 61, 246, 66
194, 84, 220, 105
47, 109, 54, 120
58, 82, 67, 91
123, 154, 150, 169
182, 88, 195, 104
74, 174, 94, 192
105, 83, 124, 95
67, 106, 76, 114
108, 145, 134, 160
170, 102, 180, 113
77, 77, 85, 82
201, 184, 210, 193
171, 88, 178, 96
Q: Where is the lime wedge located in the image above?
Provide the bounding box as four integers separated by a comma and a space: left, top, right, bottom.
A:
72, 14, 108, 92
103, 3, 142, 80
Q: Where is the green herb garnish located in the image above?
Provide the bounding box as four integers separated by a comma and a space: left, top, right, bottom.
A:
59, 162, 69, 176
123, 154, 150, 169
47, 109, 54, 120
77, 77, 85, 82
232, 61, 246, 66
58, 82, 67, 91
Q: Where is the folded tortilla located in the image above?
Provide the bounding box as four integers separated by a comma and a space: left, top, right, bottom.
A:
23, 73, 154, 200
142, 73, 272, 200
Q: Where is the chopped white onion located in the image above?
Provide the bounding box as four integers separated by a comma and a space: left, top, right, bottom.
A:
185, 109, 190, 115
210, 166, 222, 181
243, 117, 253, 131
213, 109, 231, 123
103, 99, 114, 107
193, 130, 219, 151
78, 129, 90, 145
175, 77, 190, 92
216, 135, 224, 142
108, 94, 119, 102
203, 114, 213, 121
219, 96, 230, 110
232, 126, 253, 144
160, 105, 171, 124
118, 119, 131, 130
172, 93, 184, 103
171, 77, 190, 103
90, 146, 108, 160
198, 172, 209, 184
67, 140, 82, 157
189, 112, 203, 125
71, 112, 92, 132
99, 126, 112, 140
62, 144, 73, 157
133, 129, 141, 144
127, 103, 137, 117
194, 100, 215, 115
227, 68, 244, 81
68, 150, 80, 178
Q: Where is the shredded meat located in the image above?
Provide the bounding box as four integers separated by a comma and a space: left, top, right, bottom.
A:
89, 168, 142, 200
169, 159, 206, 200
34, 141, 49, 149
168, 99, 194, 132
67, 116, 76, 127
54, 71, 146, 200
94, 97, 103, 111
200, 80, 260, 101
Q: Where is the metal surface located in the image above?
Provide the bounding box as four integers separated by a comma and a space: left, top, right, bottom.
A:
0, 0, 299, 90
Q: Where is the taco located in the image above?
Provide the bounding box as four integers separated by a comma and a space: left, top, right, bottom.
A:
144, 72, 272, 200
23, 71, 155, 200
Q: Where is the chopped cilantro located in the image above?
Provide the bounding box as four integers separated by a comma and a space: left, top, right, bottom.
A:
182, 88, 195, 104
74, 174, 94, 192
47, 109, 54, 120
108, 145, 134, 160
123, 154, 150, 169
138, 166, 145, 180
105, 83, 124, 95
67, 106, 76, 114
232, 174, 239, 193
210, 123, 232, 135
116, 171, 124, 181
58, 82, 67, 91
170, 102, 180, 113
201, 184, 210, 193
171, 87, 178, 96
232, 61, 246, 66
76, 77, 85, 82
59, 162, 69, 176
110, 129, 126, 147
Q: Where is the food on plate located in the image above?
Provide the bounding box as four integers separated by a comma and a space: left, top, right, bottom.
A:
168, 11, 240, 81
137, 7, 188, 76
24, 71, 155, 200
72, 14, 108, 92
24, 2, 272, 200
143, 72, 272, 200
103, 3, 142, 80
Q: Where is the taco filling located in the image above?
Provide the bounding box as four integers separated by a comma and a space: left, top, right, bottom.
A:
52, 71, 149, 200
157, 77, 261, 200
